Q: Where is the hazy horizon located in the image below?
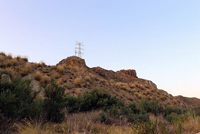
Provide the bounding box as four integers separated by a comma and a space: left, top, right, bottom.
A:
0, 0, 200, 98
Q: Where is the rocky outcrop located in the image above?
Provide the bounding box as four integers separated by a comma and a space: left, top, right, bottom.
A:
91, 67, 126, 82
57, 56, 87, 68
176, 96, 200, 108
117, 69, 137, 78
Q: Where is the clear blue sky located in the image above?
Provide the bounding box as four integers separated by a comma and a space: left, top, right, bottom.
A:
0, 0, 200, 98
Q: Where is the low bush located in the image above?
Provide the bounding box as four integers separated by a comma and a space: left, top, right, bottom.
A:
139, 98, 163, 116
166, 113, 179, 123
0, 73, 41, 119
43, 79, 66, 123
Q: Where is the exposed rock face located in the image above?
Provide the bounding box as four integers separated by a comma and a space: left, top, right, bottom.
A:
176, 95, 200, 108
91, 67, 126, 82
117, 69, 137, 78
139, 79, 157, 89
58, 56, 87, 68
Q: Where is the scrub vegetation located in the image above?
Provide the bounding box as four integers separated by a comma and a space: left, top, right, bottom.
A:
0, 52, 200, 133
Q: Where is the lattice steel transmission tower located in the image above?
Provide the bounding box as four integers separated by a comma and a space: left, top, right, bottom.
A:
75, 42, 84, 58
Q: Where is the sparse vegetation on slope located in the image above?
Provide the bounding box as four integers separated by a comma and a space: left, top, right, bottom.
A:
1, 52, 200, 133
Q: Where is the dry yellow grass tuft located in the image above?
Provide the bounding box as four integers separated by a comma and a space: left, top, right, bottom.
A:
20, 63, 32, 76
146, 90, 151, 95
160, 95, 166, 101
15, 120, 56, 134
0, 55, 5, 62
5, 67, 15, 78
56, 79, 63, 85
76, 89, 82, 96
7, 53, 13, 59
56, 65, 65, 74
21, 57, 28, 62
40, 75, 50, 85
115, 82, 130, 91
151, 88, 156, 92
53, 72, 60, 79
34, 71, 42, 81
85, 75, 92, 82
37, 61, 46, 67
130, 83, 136, 88
135, 83, 145, 90
11, 58, 18, 66
134, 92, 143, 99
50, 66, 57, 70
74, 76, 83, 87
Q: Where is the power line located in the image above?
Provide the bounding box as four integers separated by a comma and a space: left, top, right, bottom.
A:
75, 42, 84, 58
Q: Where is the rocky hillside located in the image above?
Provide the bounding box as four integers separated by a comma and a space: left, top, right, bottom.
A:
0, 52, 199, 108
175, 96, 200, 108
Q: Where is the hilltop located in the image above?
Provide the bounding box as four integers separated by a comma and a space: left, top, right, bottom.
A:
0, 52, 199, 108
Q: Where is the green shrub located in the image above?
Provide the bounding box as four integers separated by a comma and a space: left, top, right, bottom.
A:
64, 95, 80, 113
99, 112, 111, 124
0, 73, 41, 119
43, 79, 66, 123
163, 105, 187, 117
139, 98, 163, 116
108, 102, 149, 123
79, 89, 122, 111
166, 113, 179, 123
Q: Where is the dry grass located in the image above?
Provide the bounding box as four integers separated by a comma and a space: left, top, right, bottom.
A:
34, 71, 42, 81
75, 89, 82, 96
144, 83, 150, 88
146, 90, 151, 95
147, 95, 152, 100
53, 72, 60, 79
15, 111, 133, 134
50, 66, 57, 70
0, 52, 6, 56
37, 61, 46, 67
56, 79, 63, 85
130, 83, 136, 88
40, 75, 50, 85
15, 120, 57, 134
0, 55, 5, 62
135, 92, 143, 99
151, 88, 156, 92
14, 112, 200, 134
20, 63, 32, 76
109, 79, 115, 83
5, 67, 15, 78
181, 116, 200, 133
16, 56, 21, 60
1, 60, 12, 67
135, 83, 145, 90
57, 65, 65, 74
21, 57, 28, 62
74, 76, 83, 87
85, 75, 92, 82
166, 115, 200, 134
7, 53, 13, 59
115, 82, 130, 91
160, 95, 166, 101
11, 58, 18, 66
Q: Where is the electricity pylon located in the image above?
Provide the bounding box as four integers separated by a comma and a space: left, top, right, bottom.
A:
75, 42, 83, 58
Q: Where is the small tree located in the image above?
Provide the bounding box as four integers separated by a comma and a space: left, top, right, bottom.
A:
43, 79, 66, 123
0, 72, 41, 119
